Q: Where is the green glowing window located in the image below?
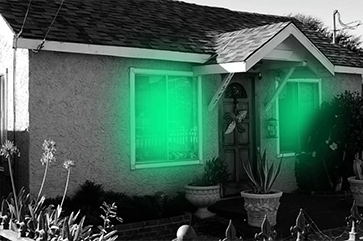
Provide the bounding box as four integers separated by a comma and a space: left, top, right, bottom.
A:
130, 68, 202, 169
277, 79, 321, 155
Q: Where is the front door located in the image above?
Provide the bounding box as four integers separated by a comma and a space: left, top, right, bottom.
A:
221, 73, 255, 197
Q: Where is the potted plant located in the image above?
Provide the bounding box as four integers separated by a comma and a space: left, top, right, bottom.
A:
185, 157, 230, 219
348, 152, 363, 206
240, 149, 283, 227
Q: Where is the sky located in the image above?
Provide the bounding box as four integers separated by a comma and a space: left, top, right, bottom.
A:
180, 0, 363, 41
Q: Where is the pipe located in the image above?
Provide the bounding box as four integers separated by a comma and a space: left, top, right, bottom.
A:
12, 34, 18, 190
333, 10, 338, 44
12, 34, 17, 145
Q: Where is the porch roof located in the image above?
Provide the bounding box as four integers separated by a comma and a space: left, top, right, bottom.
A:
0, 0, 362, 70
214, 22, 291, 64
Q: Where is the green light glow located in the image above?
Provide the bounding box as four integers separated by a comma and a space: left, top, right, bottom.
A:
278, 81, 320, 153
134, 73, 199, 163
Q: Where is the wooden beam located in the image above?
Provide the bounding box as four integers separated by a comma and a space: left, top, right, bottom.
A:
263, 49, 294, 60
208, 73, 234, 112
265, 67, 295, 112
263, 61, 306, 70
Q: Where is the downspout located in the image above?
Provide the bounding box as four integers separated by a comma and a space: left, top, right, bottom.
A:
12, 33, 19, 189
12, 35, 17, 145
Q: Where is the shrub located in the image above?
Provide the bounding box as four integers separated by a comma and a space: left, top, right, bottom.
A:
295, 91, 363, 191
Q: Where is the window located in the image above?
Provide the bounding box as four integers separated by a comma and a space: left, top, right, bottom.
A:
277, 79, 321, 155
130, 68, 202, 169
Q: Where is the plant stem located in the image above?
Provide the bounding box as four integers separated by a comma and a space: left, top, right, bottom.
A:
60, 169, 70, 208
37, 161, 49, 200
7, 157, 19, 221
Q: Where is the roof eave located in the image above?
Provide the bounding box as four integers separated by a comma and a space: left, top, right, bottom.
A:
15, 38, 212, 64
335, 66, 363, 75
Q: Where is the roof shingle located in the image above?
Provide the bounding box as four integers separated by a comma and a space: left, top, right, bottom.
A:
0, 0, 362, 68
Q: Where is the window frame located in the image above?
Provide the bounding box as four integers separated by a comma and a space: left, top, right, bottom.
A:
275, 78, 322, 157
130, 68, 203, 170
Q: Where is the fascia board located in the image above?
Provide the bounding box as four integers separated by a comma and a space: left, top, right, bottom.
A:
335, 66, 363, 74
15, 38, 211, 64
193, 62, 247, 76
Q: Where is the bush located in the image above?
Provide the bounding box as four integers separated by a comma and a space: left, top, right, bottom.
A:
46, 181, 194, 225
295, 91, 363, 191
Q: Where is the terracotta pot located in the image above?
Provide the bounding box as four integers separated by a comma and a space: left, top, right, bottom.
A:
184, 184, 220, 219
347, 176, 363, 206
240, 190, 283, 227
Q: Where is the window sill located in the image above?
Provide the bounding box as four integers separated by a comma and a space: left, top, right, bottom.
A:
131, 159, 202, 170
277, 153, 296, 158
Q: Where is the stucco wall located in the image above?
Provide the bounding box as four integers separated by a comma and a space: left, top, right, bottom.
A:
28, 51, 219, 198
255, 67, 362, 193
0, 15, 30, 193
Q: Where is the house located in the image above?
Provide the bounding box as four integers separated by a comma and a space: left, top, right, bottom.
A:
0, 0, 362, 198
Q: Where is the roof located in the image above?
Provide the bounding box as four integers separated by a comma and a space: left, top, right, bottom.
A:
214, 22, 291, 63
0, 0, 362, 68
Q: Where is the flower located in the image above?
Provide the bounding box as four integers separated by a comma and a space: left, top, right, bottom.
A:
329, 142, 338, 151
40, 139, 56, 165
0, 140, 20, 159
63, 159, 75, 170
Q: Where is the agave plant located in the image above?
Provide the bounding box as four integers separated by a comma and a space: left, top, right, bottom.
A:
242, 149, 283, 194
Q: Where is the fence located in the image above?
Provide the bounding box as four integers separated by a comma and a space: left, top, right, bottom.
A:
136, 127, 198, 160
1, 200, 362, 241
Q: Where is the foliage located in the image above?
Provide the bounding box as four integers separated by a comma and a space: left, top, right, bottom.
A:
46, 186, 192, 225
190, 157, 230, 186
0, 140, 120, 241
295, 91, 363, 191
290, 13, 363, 54
71, 180, 106, 225
242, 149, 282, 194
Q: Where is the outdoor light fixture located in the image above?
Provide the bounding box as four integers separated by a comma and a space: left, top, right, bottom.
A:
267, 117, 278, 138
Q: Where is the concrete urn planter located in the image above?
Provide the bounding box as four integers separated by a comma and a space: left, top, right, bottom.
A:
184, 184, 220, 219
241, 190, 283, 227
348, 176, 363, 206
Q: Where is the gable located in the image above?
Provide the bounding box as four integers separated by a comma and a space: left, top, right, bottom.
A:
194, 22, 334, 75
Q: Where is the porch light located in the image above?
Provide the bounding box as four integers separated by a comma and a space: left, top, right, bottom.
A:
267, 117, 278, 138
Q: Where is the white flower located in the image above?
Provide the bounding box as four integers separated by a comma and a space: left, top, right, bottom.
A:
0, 140, 20, 158
329, 142, 338, 151
40, 139, 56, 165
63, 159, 75, 170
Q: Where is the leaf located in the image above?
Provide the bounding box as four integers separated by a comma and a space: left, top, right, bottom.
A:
225, 121, 236, 134
267, 156, 283, 192
236, 110, 247, 123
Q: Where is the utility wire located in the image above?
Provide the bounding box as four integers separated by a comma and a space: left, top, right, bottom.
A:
17, 0, 32, 37
33, 0, 65, 52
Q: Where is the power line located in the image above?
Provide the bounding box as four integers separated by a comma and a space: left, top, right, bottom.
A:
33, 0, 65, 52
17, 0, 32, 37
